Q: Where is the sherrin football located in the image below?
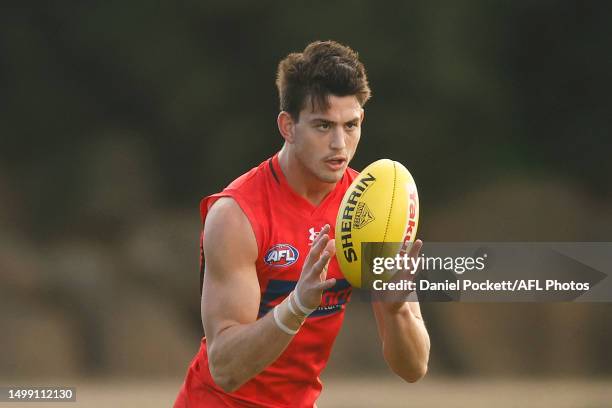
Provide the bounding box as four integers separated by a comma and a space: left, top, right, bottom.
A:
335, 159, 419, 288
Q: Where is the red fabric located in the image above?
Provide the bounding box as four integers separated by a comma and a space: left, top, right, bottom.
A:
175, 153, 357, 407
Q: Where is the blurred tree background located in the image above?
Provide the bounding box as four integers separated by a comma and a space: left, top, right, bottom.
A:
1, 1, 611, 380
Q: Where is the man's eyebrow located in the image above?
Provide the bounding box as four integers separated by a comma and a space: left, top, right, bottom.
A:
309, 116, 360, 124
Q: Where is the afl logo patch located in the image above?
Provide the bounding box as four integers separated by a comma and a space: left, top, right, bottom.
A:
264, 244, 299, 267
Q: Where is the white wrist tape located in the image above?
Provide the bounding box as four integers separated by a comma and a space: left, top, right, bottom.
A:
287, 292, 299, 316
273, 305, 299, 335
293, 291, 317, 316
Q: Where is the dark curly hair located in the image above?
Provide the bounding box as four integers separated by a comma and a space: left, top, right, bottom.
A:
276, 40, 371, 121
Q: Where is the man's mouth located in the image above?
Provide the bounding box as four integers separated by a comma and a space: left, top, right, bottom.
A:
325, 156, 347, 170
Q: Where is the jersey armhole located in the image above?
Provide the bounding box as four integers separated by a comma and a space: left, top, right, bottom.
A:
199, 191, 264, 260
199, 191, 264, 295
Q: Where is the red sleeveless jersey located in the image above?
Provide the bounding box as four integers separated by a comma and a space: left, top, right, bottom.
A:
175, 153, 358, 408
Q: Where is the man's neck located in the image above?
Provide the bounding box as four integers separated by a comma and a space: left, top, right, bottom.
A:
278, 147, 336, 207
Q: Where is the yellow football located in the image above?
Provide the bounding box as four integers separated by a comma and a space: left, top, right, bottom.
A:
335, 159, 419, 288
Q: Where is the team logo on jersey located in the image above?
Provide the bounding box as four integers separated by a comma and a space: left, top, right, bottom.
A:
264, 244, 299, 267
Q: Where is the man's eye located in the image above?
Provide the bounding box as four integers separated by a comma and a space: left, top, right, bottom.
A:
318, 123, 330, 130
346, 122, 358, 129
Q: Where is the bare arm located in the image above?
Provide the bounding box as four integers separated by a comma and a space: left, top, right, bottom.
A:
372, 299, 430, 382
372, 240, 430, 382
202, 198, 335, 392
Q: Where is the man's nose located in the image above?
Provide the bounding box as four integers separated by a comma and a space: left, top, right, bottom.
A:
330, 128, 347, 150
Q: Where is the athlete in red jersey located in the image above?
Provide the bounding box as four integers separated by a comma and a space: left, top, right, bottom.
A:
175, 41, 430, 407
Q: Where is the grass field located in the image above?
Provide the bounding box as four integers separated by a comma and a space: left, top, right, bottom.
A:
2, 377, 611, 407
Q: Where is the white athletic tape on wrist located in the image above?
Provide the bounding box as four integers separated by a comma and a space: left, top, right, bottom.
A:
293, 291, 317, 316
273, 305, 299, 335
287, 292, 299, 317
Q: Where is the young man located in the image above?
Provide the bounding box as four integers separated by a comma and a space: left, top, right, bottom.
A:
175, 40, 430, 407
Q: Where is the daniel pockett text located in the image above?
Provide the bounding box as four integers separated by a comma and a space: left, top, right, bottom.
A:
372, 277, 590, 292
361, 243, 610, 302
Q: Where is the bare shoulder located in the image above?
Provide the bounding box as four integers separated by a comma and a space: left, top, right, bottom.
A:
204, 197, 258, 266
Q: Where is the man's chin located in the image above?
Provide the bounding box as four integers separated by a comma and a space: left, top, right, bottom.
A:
317, 169, 344, 184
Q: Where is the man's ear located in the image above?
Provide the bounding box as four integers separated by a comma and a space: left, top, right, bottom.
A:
277, 111, 296, 143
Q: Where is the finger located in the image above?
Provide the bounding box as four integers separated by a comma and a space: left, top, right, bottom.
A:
405, 240, 424, 276
308, 250, 332, 278
323, 238, 336, 257
409, 239, 423, 259
305, 234, 330, 268
313, 224, 330, 246
391, 241, 423, 281
315, 277, 337, 292
314, 250, 331, 271
318, 239, 335, 280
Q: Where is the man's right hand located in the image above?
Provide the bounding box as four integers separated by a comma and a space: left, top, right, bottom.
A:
294, 224, 337, 311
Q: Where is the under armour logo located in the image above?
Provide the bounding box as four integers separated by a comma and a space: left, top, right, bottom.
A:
308, 227, 321, 245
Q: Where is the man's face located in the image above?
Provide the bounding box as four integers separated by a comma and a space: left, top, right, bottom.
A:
291, 95, 364, 184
